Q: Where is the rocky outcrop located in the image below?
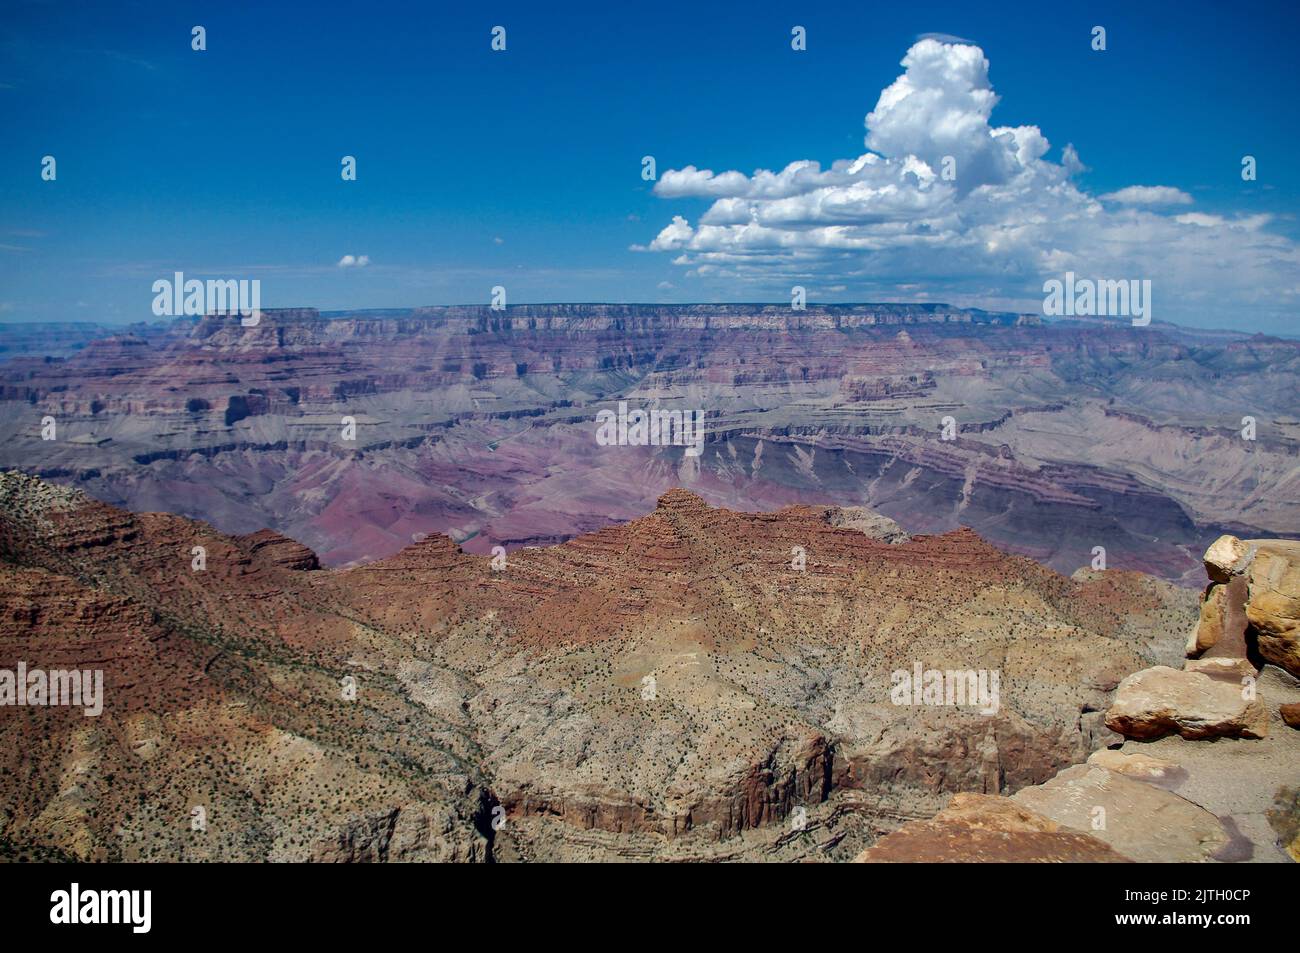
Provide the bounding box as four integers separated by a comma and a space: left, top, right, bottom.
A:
308, 806, 490, 863
861, 532, 1300, 864
857, 659, 1300, 863
1186, 534, 1300, 679
1187, 575, 1250, 657
824, 506, 910, 543
236, 528, 321, 571
1011, 765, 1230, 862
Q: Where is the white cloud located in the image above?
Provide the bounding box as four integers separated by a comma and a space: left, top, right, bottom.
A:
654, 166, 752, 198
641, 39, 1300, 327
336, 254, 370, 268
1099, 185, 1193, 206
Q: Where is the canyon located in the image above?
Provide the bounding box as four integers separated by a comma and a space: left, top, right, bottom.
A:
2, 305, 1298, 862
2, 470, 1294, 862
0, 470, 1200, 861
2, 304, 1297, 584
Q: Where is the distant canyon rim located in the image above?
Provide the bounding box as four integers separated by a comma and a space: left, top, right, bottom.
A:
2, 303, 1297, 586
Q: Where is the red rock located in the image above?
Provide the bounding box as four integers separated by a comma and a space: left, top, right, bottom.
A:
1281, 703, 1300, 729
855, 793, 1131, 863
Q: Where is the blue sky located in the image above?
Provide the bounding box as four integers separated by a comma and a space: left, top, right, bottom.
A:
2, 0, 1298, 332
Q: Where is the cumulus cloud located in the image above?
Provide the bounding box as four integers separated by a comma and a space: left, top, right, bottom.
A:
640, 39, 1300, 328
336, 254, 370, 268
1099, 185, 1193, 206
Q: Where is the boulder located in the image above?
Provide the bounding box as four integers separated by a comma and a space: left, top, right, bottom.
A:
1204, 534, 1252, 584
1281, 703, 1300, 730
1244, 540, 1300, 678
1012, 765, 1230, 863
1105, 665, 1267, 740
854, 793, 1131, 863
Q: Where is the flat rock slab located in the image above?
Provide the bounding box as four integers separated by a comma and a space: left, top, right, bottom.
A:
1012, 764, 1229, 863
1086, 749, 1185, 787
855, 793, 1131, 863
1106, 665, 1268, 740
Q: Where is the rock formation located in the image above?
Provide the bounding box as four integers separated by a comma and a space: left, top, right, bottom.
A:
856, 534, 1300, 862
2, 306, 1296, 583
0, 470, 1204, 862
1186, 535, 1300, 675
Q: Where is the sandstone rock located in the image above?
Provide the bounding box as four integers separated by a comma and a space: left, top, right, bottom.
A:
1201, 572, 1253, 660
1204, 534, 1252, 584
1086, 749, 1180, 783
1105, 666, 1267, 740
1244, 540, 1300, 678
309, 806, 488, 863
855, 793, 1131, 863
1187, 583, 1226, 655
1281, 703, 1300, 730
1012, 765, 1229, 862
1184, 657, 1257, 680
